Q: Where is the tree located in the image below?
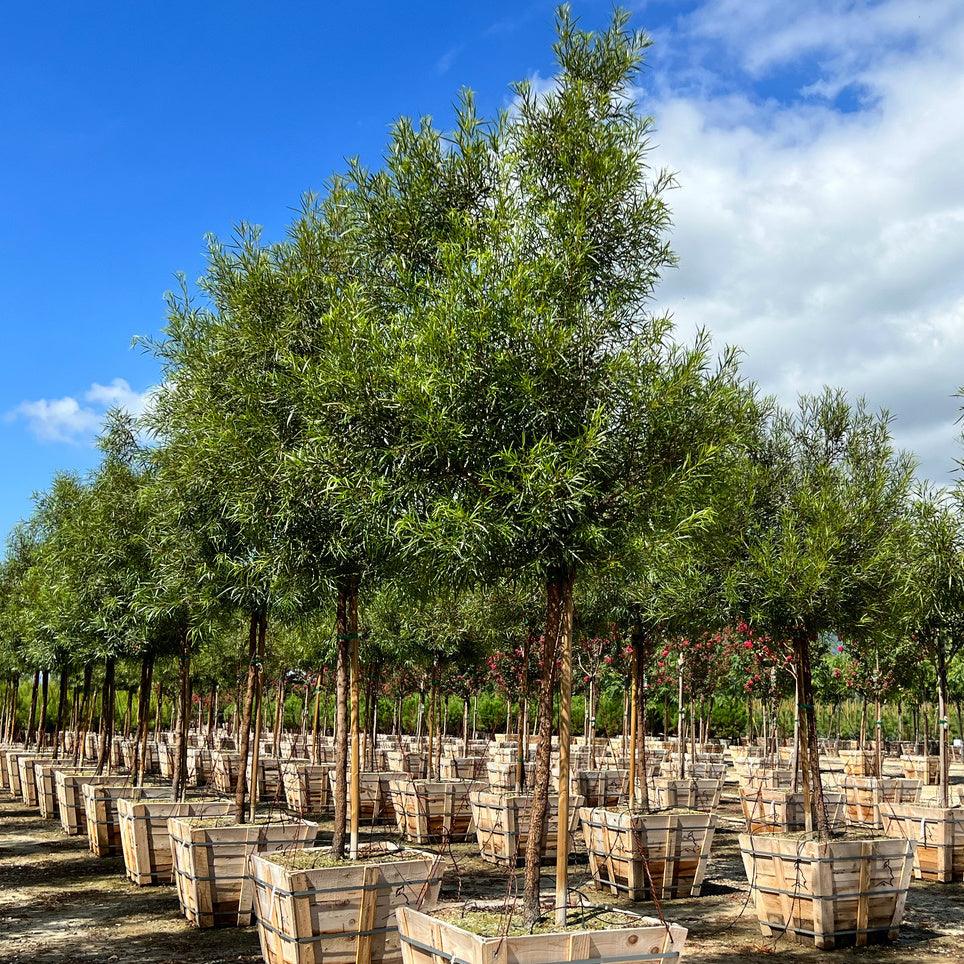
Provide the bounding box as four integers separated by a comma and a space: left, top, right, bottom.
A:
387, 7, 746, 923
732, 389, 914, 834
906, 487, 964, 805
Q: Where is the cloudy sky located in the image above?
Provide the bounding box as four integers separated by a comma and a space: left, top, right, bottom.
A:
1, 0, 962, 538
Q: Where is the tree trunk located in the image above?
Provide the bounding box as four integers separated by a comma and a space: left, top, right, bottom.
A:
347, 576, 361, 859
26, 669, 40, 746
462, 695, 470, 757
233, 610, 261, 823
792, 632, 828, 835
676, 660, 685, 778
74, 664, 93, 766
331, 600, 350, 857
631, 626, 649, 811
172, 627, 192, 801
553, 572, 575, 926
37, 669, 49, 749
248, 617, 266, 820
521, 569, 570, 925
936, 644, 950, 808
310, 671, 323, 764
96, 657, 116, 774
51, 664, 69, 761
135, 653, 154, 787
273, 674, 285, 755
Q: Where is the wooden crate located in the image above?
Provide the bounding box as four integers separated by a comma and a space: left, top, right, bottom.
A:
55, 771, 126, 836
840, 749, 879, 777
82, 784, 173, 857
388, 779, 480, 845
327, 771, 408, 825
843, 777, 922, 829
250, 842, 442, 964
387, 751, 426, 777
653, 777, 723, 813
211, 750, 241, 794
439, 757, 486, 781
118, 797, 235, 885
468, 790, 584, 867
580, 806, 716, 900
34, 759, 64, 819
16, 753, 52, 807
281, 761, 334, 815
573, 770, 628, 808
740, 833, 914, 949
4, 748, 35, 798
396, 905, 687, 964
737, 767, 795, 791
169, 815, 319, 927
881, 802, 964, 882
120, 739, 160, 775
186, 746, 212, 787
901, 756, 939, 785
741, 788, 846, 834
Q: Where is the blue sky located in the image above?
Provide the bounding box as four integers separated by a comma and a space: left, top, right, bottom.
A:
3, 0, 964, 541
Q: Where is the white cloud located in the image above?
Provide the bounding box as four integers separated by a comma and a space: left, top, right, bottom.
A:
6, 378, 156, 445
640, 0, 964, 483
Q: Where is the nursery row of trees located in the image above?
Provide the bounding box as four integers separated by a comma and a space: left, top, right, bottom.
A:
3, 7, 964, 920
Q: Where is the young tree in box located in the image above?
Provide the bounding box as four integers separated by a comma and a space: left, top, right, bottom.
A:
732, 390, 914, 834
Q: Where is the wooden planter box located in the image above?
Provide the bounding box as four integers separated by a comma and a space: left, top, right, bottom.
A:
740, 789, 845, 834
396, 905, 687, 964
34, 759, 65, 819
55, 771, 126, 836
882, 802, 964, 882
158, 742, 175, 780
573, 769, 627, 808
328, 770, 408, 825
737, 767, 795, 791
740, 833, 914, 949
439, 757, 486, 781
388, 779, 480, 845
186, 746, 212, 787
387, 751, 426, 776
120, 739, 160, 775
901, 755, 939, 785
250, 842, 442, 964
580, 806, 716, 900
5, 748, 37, 799
840, 749, 879, 777
169, 815, 319, 927
211, 750, 240, 794
82, 784, 172, 857
652, 777, 723, 812
16, 752, 52, 807
118, 797, 234, 885
485, 761, 537, 791
468, 790, 584, 867
843, 777, 922, 829
281, 761, 333, 815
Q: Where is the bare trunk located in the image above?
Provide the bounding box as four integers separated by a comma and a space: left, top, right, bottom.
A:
521, 569, 570, 925
793, 632, 828, 835
233, 611, 261, 823
26, 670, 40, 746
937, 644, 950, 808
172, 627, 192, 801
96, 657, 116, 774
310, 671, 323, 764
553, 574, 575, 926
248, 617, 266, 820
51, 664, 69, 761
135, 653, 154, 787
348, 578, 361, 859
631, 626, 649, 811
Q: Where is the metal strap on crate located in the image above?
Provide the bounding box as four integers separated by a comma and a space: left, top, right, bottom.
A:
251, 875, 443, 899
256, 918, 395, 944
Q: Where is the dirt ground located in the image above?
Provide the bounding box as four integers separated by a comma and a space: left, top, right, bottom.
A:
2, 794, 963, 964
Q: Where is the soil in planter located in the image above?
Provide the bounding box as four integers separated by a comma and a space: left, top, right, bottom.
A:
433, 905, 649, 937
263, 845, 427, 869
